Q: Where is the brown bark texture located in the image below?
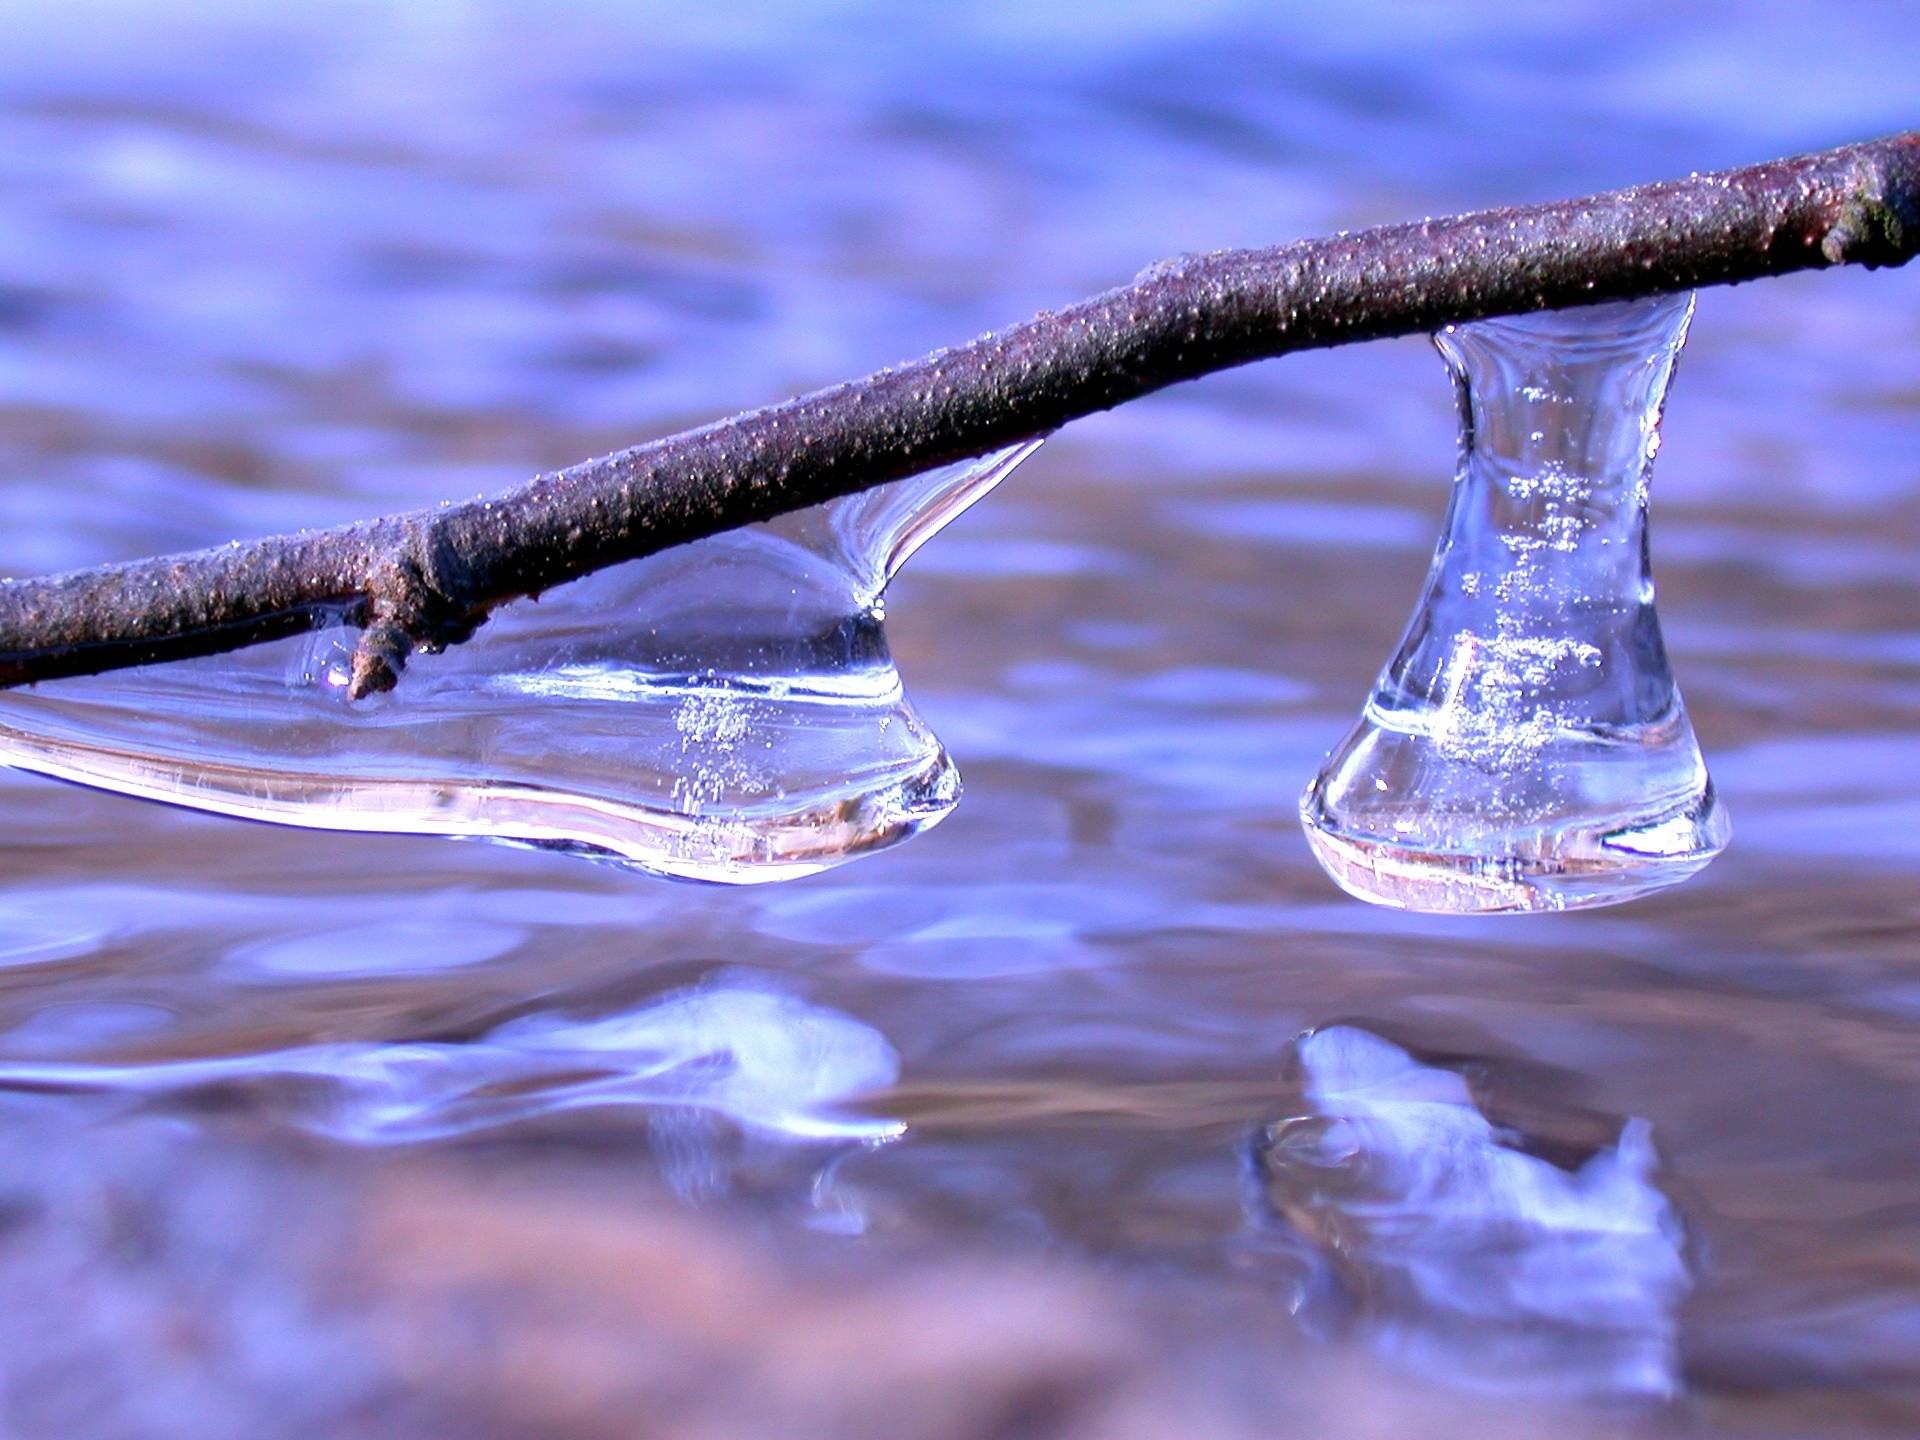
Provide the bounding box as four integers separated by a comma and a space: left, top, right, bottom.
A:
1, 133, 1915, 697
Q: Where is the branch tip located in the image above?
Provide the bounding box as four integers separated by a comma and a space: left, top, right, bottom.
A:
347, 612, 412, 700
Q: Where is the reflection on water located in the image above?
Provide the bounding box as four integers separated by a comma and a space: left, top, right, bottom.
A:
1257, 1027, 1688, 1398
0, 982, 901, 1144
0, 0, 1916, 1435
0, 446, 1043, 883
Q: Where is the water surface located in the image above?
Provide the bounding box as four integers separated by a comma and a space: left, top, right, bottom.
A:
1, 3, 1918, 1435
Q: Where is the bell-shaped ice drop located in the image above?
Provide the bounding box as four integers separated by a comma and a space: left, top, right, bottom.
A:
1300, 294, 1727, 913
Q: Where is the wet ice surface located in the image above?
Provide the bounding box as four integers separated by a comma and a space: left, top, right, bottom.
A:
1301, 296, 1728, 912
0, 444, 1039, 883
0, 2, 1919, 1437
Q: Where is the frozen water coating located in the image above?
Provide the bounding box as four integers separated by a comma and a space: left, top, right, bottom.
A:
1300, 294, 1729, 913
0, 442, 1041, 882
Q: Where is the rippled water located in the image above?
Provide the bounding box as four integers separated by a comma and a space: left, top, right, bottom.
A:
1, 3, 1919, 1435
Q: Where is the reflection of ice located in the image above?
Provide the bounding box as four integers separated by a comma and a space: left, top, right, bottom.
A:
0, 984, 902, 1145
232, 917, 526, 978
1257, 1026, 1688, 1398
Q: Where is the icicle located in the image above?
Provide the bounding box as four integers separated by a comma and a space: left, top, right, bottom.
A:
1300, 295, 1728, 913
0, 442, 1042, 882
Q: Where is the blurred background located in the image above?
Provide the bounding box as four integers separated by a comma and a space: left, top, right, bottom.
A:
0, 3, 1917, 1436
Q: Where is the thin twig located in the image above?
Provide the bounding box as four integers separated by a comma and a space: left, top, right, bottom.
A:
2, 133, 1916, 697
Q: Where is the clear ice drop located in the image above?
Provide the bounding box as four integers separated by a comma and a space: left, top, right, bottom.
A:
1300, 294, 1728, 913
0, 442, 1041, 882
0, 982, 904, 1144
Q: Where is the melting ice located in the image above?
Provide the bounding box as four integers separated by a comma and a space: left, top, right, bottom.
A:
1300, 294, 1729, 913
1256, 1025, 1689, 1398
0, 442, 1040, 882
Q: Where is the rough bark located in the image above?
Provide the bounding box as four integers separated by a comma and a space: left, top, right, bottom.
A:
2, 133, 1916, 698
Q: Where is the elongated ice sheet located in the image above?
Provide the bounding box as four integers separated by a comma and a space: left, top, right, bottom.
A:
0, 442, 1041, 881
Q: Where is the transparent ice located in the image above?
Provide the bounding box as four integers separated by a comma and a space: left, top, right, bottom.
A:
0, 442, 1041, 882
1300, 294, 1728, 912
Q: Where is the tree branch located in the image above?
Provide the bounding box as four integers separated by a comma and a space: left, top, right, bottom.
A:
3, 133, 1916, 698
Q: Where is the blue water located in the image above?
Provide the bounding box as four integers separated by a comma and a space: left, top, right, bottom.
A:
0, 3, 1918, 1435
